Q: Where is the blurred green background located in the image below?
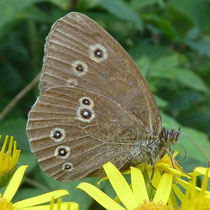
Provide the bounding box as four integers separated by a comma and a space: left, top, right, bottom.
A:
0, 0, 210, 209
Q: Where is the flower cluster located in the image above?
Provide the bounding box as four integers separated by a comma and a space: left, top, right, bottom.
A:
0, 135, 78, 210
77, 154, 210, 209
0, 135, 20, 187
0, 134, 209, 210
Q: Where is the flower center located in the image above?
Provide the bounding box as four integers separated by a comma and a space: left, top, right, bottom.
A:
0, 196, 13, 210
136, 200, 173, 210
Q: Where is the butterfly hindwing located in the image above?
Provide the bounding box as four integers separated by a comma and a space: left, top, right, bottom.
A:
27, 87, 149, 181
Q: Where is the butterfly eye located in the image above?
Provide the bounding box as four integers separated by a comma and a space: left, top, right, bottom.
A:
50, 128, 65, 142
55, 145, 70, 159
72, 60, 88, 76
89, 44, 107, 63
62, 162, 73, 172
79, 96, 94, 107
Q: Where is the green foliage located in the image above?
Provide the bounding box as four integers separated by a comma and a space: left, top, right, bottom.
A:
0, 0, 210, 209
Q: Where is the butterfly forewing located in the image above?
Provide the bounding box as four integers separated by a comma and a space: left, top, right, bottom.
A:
39, 12, 161, 137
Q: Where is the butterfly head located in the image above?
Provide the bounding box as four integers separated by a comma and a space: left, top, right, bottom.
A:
159, 127, 180, 145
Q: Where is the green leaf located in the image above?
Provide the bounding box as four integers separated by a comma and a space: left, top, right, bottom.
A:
13, 188, 47, 202
0, 64, 22, 93
0, 118, 30, 152
177, 127, 210, 164
99, 0, 143, 30
167, 90, 202, 114
135, 56, 151, 77
18, 152, 38, 173
130, 0, 164, 9
178, 111, 210, 137
16, 6, 49, 23
161, 112, 180, 129
175, 68, 208, 92
149, 54, 180, 78
0, 0, 44, 31
155, 95, 168, 108
186, 37, 210, 57
49, 0, 70, 10
77, 0, 99, 10
151, 16, 175, 40
168, 0, 210, 32
166, 4, 195, 37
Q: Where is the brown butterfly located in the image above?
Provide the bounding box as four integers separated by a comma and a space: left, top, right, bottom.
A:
26, 12, 180, 182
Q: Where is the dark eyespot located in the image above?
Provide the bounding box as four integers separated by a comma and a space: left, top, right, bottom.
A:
72, 61, 88, 76
82, 98, 90, 105
94, 48, 103, 58
58, 148, 67, 157
55, 146, 70, 159
53, 130, 62, 139
80, 108, 92, 119
64, 162, 73, 170
79, 97, 94, 107
64, 163, 71, 169
89, 44, 107, 63
50, 128, 65, 142
76, 64, 84, 72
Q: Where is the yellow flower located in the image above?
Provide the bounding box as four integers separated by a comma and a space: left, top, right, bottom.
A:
77, 162, 174, 209
180, 167, 210, 209
0, 165, 78, 210
136, 152, 194, 209
0, 135, 21, 187
138, 152, 189, 181
49, 197, 79, 210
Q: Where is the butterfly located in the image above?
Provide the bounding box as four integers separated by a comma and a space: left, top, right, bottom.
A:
26, 12, 180, 182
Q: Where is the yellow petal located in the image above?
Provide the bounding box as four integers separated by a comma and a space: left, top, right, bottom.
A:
3, 165, 28, 201
153, 173, 172, 204
103, 162, 139, 209
194, 167, 210, 177
147, 167, 161, 189
51, 202, 78, 210
97, 169, 131, 186
176, 177, 203, 193
172, 184, 185, 202
131, 167, 149, 203
21, 207, 50, 210
168, 190, 178, 210
77, 182, 125, 210
13, 190, 69, 209
201, 168, 210, 195
20, 202, 79, 210
97, 177, 108, 185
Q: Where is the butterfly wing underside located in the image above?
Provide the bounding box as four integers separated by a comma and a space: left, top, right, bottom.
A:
39, 12, 162, 138
27, 87, 146, 181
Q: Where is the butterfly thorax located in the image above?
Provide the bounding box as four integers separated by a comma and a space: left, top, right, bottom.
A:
130, 128, 180, 166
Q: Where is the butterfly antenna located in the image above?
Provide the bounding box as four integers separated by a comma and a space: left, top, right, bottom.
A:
181, 131, 210, 168
149, 165, 157, 190
176, 142, 187, 163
